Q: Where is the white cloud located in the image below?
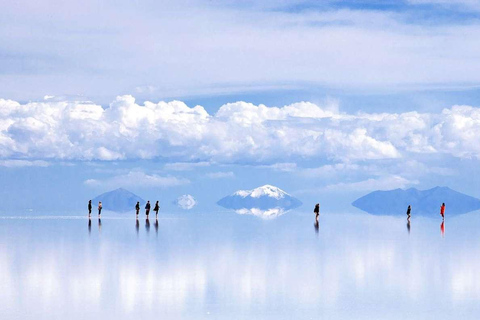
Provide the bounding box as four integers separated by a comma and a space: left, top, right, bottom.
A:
3, 2, 480, 100
323, 175, 419, 192
205, 171, 235, 179
408, 0, 480, 10
84, 170, 190, 188
175, 194, 197, 210
163, 162, 211, 171
0, 160, 50, 168
1, 96, 480, 164
255, 163, 298, 172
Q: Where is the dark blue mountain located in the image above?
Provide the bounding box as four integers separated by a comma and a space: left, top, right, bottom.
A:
91, 188, 144, 212
352, 186, 480, 216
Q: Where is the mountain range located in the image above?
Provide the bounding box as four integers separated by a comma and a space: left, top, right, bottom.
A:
352, 186, 480, 216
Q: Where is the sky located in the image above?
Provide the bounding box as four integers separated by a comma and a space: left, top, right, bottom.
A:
1, 0, 480, 214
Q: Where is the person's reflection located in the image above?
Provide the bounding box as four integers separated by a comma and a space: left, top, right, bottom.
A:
88, 218, 92, 234
98, 218, 102, 233
440, 220, 445, 238
136, 218, 139, 235
154, 219, 159, 235
145, 218, 150, 233
314, 218, 319, 234
406, 218, 411, 234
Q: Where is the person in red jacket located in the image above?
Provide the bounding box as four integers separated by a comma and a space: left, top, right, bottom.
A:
440, 203, 446, 219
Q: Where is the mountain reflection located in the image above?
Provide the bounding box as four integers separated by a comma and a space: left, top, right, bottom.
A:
234, 207, 289, 219
1, 213, 480, 319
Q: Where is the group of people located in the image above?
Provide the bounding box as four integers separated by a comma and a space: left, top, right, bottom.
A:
136, 200, 160, 219
313, 202, 447, 220
87, 200, 160, 219
405, 202, 446, 220
88, 200, 102, 218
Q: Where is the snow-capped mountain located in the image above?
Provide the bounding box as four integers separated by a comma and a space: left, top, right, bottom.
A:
352, 186, 480, 216
234, 184, 288, 199
217, 185, 302, 215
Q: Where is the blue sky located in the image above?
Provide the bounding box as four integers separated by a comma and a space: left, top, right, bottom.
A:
1, 0, 480, 214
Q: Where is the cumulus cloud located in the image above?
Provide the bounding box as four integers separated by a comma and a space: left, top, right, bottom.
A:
84, 170, 190, 189
175, 194, 197, 210
0, 96, 480, 163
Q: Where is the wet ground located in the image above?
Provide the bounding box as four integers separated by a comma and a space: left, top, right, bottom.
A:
1, 210, 479, 319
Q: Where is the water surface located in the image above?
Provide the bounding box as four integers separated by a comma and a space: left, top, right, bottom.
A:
1, 211, 480, 319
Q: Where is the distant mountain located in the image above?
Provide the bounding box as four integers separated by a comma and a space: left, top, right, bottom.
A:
217, 185, 302, 218
352, 187, 480, 216
91, 188, 144, 213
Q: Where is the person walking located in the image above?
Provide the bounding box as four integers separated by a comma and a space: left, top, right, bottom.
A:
154, 201, 160, 219
406, 205, 411, 220
440, 203, 446, 219
135, 201, 140, 217
314, 203, 320, 220
145, 201, 151, 218
88, 200, 92, 217
98, 201, 102, 217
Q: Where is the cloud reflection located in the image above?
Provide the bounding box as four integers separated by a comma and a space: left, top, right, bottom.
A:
1, 214, 480, 319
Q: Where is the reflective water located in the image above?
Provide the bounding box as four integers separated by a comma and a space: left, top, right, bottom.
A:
1, 211, 480, 319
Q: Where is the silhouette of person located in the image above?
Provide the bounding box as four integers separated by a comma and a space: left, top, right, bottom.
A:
88, 200, 92, 217
145, 201, 151, 217
314, 203, 320, 220
145, 218, 150, 233
98, 201, 102, 217
406, 205, 411, 219
440, 203, 446, 219
135, 201, 140, 217
440, 220, 445, 237
154, 201, 160, 219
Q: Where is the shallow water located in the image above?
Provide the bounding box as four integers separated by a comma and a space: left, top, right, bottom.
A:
1, 211, 480, 319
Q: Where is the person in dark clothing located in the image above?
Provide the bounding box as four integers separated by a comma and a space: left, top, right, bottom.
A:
135, 201, 140, 217
98, 201, 102, 217
88, 200, 92, 217
154, 201, 160, 219
145, 201, 151, 217
314, 203, 320, 220
406, 205, 411, 220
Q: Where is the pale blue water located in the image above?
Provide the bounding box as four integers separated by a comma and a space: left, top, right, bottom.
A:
1, 211, 480, 319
